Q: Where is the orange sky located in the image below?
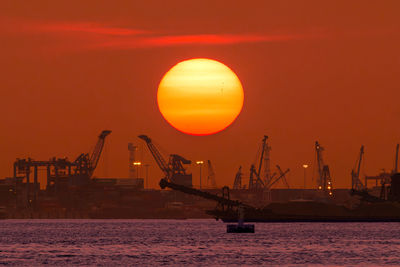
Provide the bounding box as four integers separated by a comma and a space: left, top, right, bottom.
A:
1, 1, 400, 189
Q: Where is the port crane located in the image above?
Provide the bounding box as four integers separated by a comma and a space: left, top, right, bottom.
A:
74, 130, 112, 178
13, 130, 111, 206
315, 141, 333, 195
275, 165, 290, 189
351, 145, 365, 191
138, 135, 192, 187
233, 166, 243, 189
264, 165, 290, 189
249, 136, 268, 190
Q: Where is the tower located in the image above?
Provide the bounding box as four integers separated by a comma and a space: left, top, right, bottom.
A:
128, 143, 138, 178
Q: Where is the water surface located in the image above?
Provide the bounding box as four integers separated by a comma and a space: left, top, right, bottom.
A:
1, 219, 400, 266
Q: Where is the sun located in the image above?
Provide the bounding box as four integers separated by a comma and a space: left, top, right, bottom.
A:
157, 58, 244, 135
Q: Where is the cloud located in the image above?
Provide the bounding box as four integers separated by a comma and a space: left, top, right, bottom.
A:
95, 33, 304, 50
30, 22, 149, 36
2, 19, 308, 51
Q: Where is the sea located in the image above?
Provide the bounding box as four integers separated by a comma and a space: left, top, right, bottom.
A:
1, 219, 400, 266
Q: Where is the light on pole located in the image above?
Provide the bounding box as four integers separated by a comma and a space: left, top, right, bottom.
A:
133, 162, 142, 179
302, 164, 309, 190
196, 161, 204, 189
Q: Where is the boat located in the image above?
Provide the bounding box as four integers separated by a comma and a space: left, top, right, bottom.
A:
207, 201, 400, 222
159, 173, 400, 223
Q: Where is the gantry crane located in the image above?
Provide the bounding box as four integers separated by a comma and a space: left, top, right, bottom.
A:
138, 135, 192, 187
73, 130, 111, 178
13, 130, 111, 205
351, 145, 365, 191
315, 141, 333, 195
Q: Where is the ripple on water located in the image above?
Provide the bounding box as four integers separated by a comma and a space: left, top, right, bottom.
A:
1, 220, 400, 265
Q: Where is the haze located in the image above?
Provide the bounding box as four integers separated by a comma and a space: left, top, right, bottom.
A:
1, 1, 400, 189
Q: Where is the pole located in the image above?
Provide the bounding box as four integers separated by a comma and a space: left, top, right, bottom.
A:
302, 164, 308, 199
199, 164, 202, 190
145, 164, 149, 189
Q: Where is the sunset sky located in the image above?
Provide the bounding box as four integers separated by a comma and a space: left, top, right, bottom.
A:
1, 1, 400, 189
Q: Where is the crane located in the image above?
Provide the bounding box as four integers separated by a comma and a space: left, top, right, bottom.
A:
207, 160, 217, 188
249, 136, 268, 190
276, 165, 290, 189
262, 137, 272, 185
315, 141, 333, 196
264, 167, 290, 189
233, 166, 243, 189
138, 135, 192, 187
74, 130, 111, 178
351, 145, 364, 191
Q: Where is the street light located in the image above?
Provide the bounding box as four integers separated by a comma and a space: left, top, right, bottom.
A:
133, 161, 141, 179
196, 161, 204, 189
302, 164, 309, 190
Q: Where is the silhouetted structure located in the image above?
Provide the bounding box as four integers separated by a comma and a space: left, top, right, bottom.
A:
138, 135, 192, 187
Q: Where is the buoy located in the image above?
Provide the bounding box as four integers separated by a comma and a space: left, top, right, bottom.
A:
226, 205, 255, 233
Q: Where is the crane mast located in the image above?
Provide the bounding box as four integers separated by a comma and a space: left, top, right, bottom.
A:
315, 141, 333, 195
263, 139, 272, 185
351, 145, 364, 190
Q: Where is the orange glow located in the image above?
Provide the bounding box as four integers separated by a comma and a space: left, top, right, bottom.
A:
157, 58, 244, 135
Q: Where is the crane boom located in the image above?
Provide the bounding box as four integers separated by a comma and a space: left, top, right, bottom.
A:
351, 145, 364, 190
159, 178, 251, 208
276, 165, 290, 188
89, 130, 111, 175
138, 135, 170, 177
266, 168, 290, 189
257, 136, 268, 177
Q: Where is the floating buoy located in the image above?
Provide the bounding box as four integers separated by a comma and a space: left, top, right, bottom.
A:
226, 205, 255, 233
